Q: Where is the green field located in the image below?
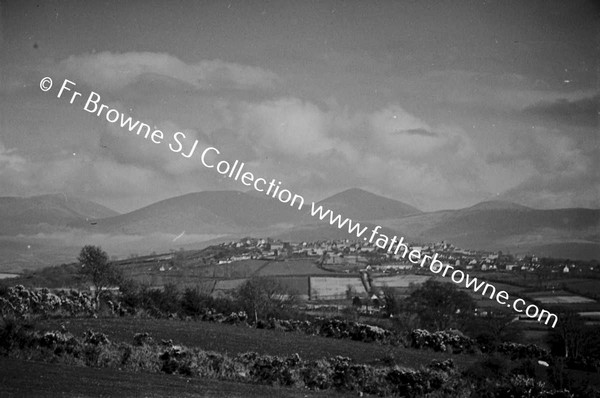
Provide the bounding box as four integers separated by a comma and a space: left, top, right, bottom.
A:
0, 357, 345, 398
559, 278, 600, 298
39, 317, 478, 369
256, 259, 331, 276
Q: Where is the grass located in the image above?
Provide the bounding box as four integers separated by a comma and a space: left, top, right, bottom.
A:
560, 278, 600, 298
256, 259, 332, 276
38, 317, 478, 369
0, 356, 347, 398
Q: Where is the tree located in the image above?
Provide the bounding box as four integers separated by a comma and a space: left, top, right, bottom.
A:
463, 312, 523, 350
235, 277, 295, 322
403, 279, 475, 330
78, 245, 122, 307
380, 287, 399, 317
352, 296, 362, 308
548, 311, 587, 358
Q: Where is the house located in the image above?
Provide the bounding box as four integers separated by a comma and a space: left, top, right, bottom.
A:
270, 243, 284, 251
325, 254, 345, 264
370, 264, 413, 272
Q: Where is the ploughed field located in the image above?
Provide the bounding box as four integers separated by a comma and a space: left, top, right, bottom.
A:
39, 317, 478, 369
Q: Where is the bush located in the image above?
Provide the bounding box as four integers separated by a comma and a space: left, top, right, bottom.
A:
181, 287, 205, 316
497, 342, 549, 360
83, 329, 110, 346
465, 355, 511, 382
133, 332, 154, 346
0, 285, 95, 318
0, 315, 36, 354
1, 323, 582, 398
410, 329, 475, 353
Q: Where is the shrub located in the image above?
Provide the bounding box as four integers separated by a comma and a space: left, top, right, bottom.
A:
133, 332, 154, 346
465, 355, 511, 382
0, 285, 95, 318
181, 287, 205, 316
0, 315, 36, 354
410, 329, 474, 353
83, 329, 110, 346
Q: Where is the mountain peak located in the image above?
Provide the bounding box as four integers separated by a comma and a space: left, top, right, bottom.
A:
318, 188, 421, 220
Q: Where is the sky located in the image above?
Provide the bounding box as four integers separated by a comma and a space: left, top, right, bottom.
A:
0, 0, 598, 213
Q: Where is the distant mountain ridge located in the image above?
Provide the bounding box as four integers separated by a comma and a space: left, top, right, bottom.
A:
69, 191, 304, 235
1, 189, 599, 262
463, 200, 531, 211
68, 188, 422, 236
372, 203, 600, 260
315, 188, 421, 220
0, 194, 118, 235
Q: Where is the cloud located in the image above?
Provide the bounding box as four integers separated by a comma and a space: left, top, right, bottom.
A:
522, 94, 600, 127
487, 122, 599, 209
395, 128, 439, 137
499, 171, 600, 210
205, 99, 489, 210
366, 104, 468, 159
234, 97, 336, 157
0, 141, 26, 172
5, 50, 595, 212
57, 51, 280, 91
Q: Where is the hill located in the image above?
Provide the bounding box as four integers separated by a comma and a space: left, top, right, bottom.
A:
315, 188, 421, 220
0, 194, 118, 235
2, 190, 598, 268
70, 188, 421, 236
375, 204, 600, 260
71, 191, 303, 235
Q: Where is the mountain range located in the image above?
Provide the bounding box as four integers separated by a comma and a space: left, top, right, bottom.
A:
0, 194, 118, 235
0, 189, 598, 270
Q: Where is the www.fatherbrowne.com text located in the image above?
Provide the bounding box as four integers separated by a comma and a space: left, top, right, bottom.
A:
42, 77, 559, 328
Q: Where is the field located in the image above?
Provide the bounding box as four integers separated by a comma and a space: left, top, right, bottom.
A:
530, 295, 596, 305
309, 276, 365, 299
121, 258, 335, 294
374, 275, 430, 289
256, 259, 331, 276
276, 276, 310, 296
38, 317, 477, 369
559, 278, 600, 298
213, 278, 247, 293
0, 357, 344, 398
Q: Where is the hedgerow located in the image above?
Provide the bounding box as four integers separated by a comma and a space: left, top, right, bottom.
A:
1, 327, 458, 396
0, 285, 112, 317
0, 325, 584, 398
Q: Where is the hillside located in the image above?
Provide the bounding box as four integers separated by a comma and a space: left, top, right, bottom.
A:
315, 188, 421, 220
1, 191, 598, 269
0, 194, 118, 235
69, 188, 421, 236
70, 191, 303, 235
375, 204, 600, 259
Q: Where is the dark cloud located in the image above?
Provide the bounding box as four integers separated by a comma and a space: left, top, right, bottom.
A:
1, 1, 598, 212
498, 170, 600, 210
522, 95, 600, 127
394, 128, 439, 137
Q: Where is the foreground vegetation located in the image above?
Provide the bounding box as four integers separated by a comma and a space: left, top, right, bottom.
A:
2, 283, 599, 397
0, 356, 343, 398
1, 245, 599, 397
